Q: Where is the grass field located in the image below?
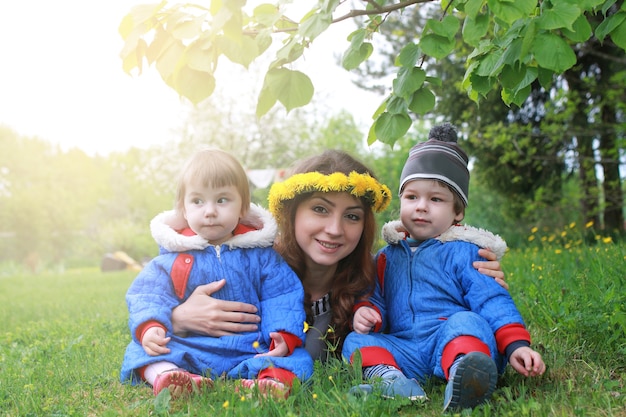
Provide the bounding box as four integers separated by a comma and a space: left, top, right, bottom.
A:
1, 233, 624, 416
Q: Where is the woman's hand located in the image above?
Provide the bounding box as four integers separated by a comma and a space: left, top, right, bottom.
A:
475, 248, 508, 290
171, 279, 261, 337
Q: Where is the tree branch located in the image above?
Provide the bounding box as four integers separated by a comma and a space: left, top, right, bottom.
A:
331, 0, 432, 24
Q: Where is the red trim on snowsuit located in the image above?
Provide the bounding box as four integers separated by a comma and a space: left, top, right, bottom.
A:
441, 336, 491, 380
257, 367, 298, 386
350, 346, 400, 369
495, 323, 531, 354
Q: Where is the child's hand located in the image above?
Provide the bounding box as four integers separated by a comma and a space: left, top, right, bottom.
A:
141, 326, 171, 356
509, 346, 546, 377
255, 332, 288, 358
353, 307, 382, 334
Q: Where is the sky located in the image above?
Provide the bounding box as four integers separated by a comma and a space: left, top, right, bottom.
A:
0, 1, 382, 156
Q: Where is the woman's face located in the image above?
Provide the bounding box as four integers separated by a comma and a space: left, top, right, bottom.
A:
294, 192, 365, 269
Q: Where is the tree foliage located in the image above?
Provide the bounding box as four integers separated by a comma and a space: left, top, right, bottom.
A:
349, 2, 626, 233
119, 0, 626, 147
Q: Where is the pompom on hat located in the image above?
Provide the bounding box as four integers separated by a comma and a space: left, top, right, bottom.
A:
399, 123, 470, 206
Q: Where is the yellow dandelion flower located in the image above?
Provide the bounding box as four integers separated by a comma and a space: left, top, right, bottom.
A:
313, 393, 318, 399
555, 249, 562, 254
240, 396, 246, 401
528, 235, 535, 242
541, 236, 547, 242
560, 231, 567, 238
531, 226, 538, 233
222, 401, 229, 408
585, 220, 594, 228
303, 321, 310, 333
569, 222, 576, 229
602, 236, 613, 244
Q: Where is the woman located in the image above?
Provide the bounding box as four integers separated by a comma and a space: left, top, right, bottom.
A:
161, 150, 506, 361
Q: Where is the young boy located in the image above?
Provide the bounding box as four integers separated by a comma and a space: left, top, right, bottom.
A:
342, 124, 545, 411
120, 148, 313, 399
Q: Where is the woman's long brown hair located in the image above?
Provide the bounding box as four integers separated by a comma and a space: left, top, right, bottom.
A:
273, 150, 379, 355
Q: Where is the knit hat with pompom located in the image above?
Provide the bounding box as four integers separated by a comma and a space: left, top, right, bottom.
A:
398, 123, 469, 206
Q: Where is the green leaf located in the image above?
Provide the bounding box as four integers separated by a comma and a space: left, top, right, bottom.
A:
154, 38, 186, 87
469, 72, 493, 97
342, 30, 373, 70
408, 88, 436, 115
462, 14, 489, 47
373, 112, 412, 145
397, 43, 421, 68
216, 34, 259, 67
500, 63, 526, 89
520, 18, 538, 59
171, 16, 204, 40
265, 68, 314, 112
531, 33, 577, 72
465, 0, 484, 19
424, 15, 460, 40
392, 67, 426, 99
487, 0, 536, 25
562, 15, 592, 43
420, 33, 455, 59
299, 11, 331, 40
595, 11, 626, 42
535, 3, 580, 31
174, 65, 215, 105
253, 3, 280, 27
610, 15, 626, 50
256, 85, 277, 118
501, 83, 531, 107
386, 95, 408, 115
475, 49, 504, 77
272, 38, 304, 68
185, 40, 216, 73
341, 43, 373, 70
537, 66, 554, 89
118, 1, 166, 39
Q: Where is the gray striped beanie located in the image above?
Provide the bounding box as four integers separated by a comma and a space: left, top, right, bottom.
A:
398, 123, 469, 206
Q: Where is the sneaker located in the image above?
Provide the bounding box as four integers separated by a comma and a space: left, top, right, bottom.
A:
238, 378, 290, 400
349, 376, 427, 401
152, 369, 214, 398
443, 352, 498, 411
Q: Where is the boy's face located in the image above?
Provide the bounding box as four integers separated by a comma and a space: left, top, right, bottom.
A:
399, 179, 464, 241
183, 179, 242, 245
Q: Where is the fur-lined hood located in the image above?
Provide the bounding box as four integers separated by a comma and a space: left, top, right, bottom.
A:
381, 220, 507, 260
150, 203, 277, 253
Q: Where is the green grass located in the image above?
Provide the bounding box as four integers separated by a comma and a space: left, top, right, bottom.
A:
0, 237, 625, 416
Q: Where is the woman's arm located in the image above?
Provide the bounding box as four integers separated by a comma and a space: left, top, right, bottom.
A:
171, 279, 261, 337
475, 248, 508, 290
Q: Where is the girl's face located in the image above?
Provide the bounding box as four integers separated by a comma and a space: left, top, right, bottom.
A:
294, 192, 365, 269
183, 179, 242, 245
400, 179, 463, 241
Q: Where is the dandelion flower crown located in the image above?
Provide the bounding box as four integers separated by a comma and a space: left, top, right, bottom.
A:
268, 171, 392, 219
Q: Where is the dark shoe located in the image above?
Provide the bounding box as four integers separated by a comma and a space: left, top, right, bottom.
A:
443, 352, 497, 411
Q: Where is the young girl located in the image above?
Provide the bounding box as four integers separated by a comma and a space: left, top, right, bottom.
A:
120, 149, 312, 398
156, 150, 506, 361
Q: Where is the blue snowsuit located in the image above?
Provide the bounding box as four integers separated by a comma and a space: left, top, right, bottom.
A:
120, 204, 313, 384
343, 222, 530, 382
